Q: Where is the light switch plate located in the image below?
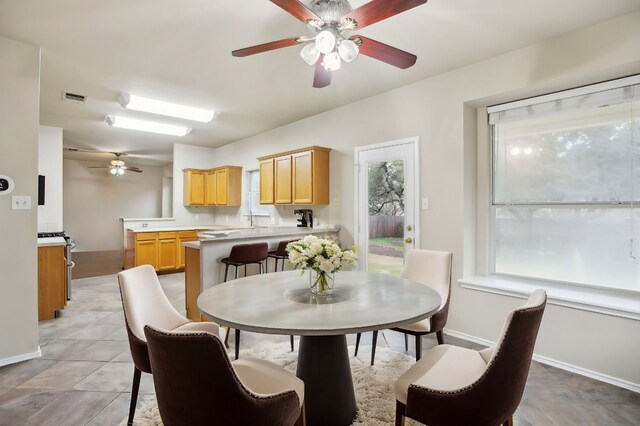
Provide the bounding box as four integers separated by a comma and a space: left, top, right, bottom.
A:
12, 195, 31, 210
421, 198, 429, 210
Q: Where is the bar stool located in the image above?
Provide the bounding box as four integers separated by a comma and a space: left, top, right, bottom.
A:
221, 242, 269, 359
267, 239, 297, 272
221, 242, 269, 281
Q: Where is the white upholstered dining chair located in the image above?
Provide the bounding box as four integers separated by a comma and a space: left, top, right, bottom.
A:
118, 264, 222, 425
355, 249, 452, 364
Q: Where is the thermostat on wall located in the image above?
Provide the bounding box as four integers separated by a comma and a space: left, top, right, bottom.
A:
0, 175, 15, 195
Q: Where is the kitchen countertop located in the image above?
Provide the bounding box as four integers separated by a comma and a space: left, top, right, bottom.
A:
126, 225, 232, 233
37, 237, 67, 247
184, 226, 340, 248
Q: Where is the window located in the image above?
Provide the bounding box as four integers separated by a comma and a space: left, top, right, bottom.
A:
247, 170, 269, 215
489, 77, 639, 294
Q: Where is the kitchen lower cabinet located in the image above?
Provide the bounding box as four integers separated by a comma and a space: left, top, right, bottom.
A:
38, 245, 67, 321
135, 232, 159, 269
158, 232, 178, 271
125, 229, 199, 273
177, 231, 198, 268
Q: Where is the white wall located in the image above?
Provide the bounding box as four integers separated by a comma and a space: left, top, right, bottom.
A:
0, 36, 41, 364
63, 159, 164, 251
38, 125, 63, 232
209, 12, 640, 387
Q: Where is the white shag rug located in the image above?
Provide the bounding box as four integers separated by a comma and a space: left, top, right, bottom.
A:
121, 342, 420, 426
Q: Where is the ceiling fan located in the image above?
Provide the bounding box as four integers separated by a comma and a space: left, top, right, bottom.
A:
232, 0, 428, 88
88, 153, 142, 176
64, 147, 143, 175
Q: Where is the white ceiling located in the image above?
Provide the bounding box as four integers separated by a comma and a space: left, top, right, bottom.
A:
1, 0, 639, 166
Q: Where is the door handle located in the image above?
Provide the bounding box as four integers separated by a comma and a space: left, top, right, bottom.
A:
405, 237, 413, 244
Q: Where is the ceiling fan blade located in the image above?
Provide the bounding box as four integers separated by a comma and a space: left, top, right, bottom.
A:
232, 37, 303, 57
122, 166, 143, 173
352, 36, 417, 69
343, 0, 428, 30
270, 0, 324, 25
313, 56, 331, 88
88, 166, 110, 169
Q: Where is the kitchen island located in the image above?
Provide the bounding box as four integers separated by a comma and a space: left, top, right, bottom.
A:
183, 226, 339, 321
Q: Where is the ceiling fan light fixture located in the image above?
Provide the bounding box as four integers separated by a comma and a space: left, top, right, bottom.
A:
309, 0, 353, 23
119, 93, 216, 123
338, 39, 359, 62
315, 30, 337, 54
110, 168, 117, 175
323, 51, 342, 71
105, 115, 191, 137
117, 168, 125, 176
300, 43, 321, 65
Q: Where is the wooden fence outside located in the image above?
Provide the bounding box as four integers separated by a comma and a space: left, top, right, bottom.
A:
369, 215, 404, 239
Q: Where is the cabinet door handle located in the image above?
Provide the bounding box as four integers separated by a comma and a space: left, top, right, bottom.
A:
405, 237, 413, 244
406, 225, 413, 231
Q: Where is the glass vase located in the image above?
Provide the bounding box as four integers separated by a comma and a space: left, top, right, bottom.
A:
309, 269, 335, 296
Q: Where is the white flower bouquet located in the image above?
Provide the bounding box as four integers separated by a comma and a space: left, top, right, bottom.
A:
287, 235, 358, 295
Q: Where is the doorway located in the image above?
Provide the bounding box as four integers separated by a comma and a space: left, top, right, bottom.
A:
355, 137, 419, 274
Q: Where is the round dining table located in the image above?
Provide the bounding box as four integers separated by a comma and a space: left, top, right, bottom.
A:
197, 270, 441, 426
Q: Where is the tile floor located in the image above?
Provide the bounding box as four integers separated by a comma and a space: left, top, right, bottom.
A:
0, 272, 638, 425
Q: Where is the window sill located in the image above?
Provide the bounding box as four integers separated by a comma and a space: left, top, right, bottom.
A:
459, 276, 640, 321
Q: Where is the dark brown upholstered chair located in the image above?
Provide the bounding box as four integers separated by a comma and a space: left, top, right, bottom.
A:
118, 265, 220, 426
144, 325, 305, 426
221, 242, 269, 280
394, 289, 547, 426
268, 239, 297, 272
221, 242, 269, 359
355, 249, 452, 365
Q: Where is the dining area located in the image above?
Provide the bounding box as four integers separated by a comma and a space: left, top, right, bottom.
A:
117, 235, 547, 426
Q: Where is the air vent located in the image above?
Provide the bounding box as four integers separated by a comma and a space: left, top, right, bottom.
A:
62, 91, 88, 104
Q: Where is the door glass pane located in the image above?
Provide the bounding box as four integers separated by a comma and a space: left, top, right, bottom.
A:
367, 160, 405, 275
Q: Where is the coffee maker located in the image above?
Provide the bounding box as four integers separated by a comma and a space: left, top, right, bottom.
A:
294, 209, 313, 228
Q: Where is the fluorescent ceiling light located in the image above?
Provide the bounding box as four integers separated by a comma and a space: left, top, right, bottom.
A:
119, 93, 216, 123
105, 115, 191, 136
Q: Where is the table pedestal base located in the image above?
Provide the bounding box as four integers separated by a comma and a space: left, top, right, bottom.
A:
296, 335, 357, 426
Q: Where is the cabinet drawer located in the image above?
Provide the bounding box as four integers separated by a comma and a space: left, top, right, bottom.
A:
136, 232, 158, 241
178, 231, 198, 238
158, 232, 177, 239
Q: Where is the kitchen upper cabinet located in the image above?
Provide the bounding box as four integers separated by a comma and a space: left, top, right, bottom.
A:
259, 159, 274, 204
205, 170, 217, 205
292, 150, 314, 204
183, 166, 242, 207
183, 169, 205, 206
274, 155, 292, 204
215, 168, 228, 205
258, 146, 330, 205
